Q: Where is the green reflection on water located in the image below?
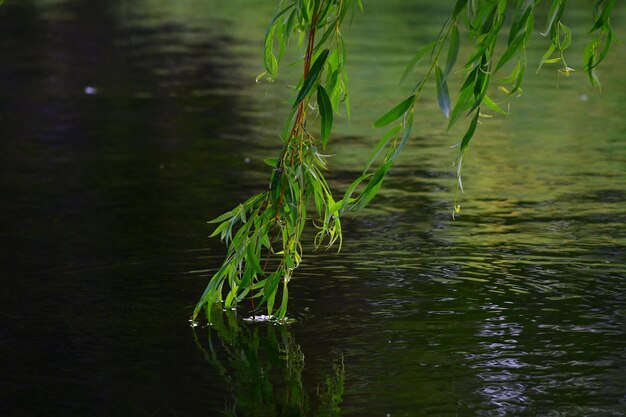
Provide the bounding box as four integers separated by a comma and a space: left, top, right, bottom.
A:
193, 311, 344, 417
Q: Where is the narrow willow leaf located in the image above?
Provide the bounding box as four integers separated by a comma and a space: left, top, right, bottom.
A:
495, 31, 524, 73
448, 78, 475, 130
363, 125, 402, 173
511, 52, 527, 94
293, 49, 329, 108
317, 85, 333, 148
264, 158, 278, 167
400, 41, 436, 83
585, 55, 601, 88
483, 95, 508, 115
391, 112, 414, 159
357, 0, 364, 12
560, 22, 572, 49
444, 25, 460, 80
264, 25, 278, 78
460, 110, 480, 152
209, 221, 230, 238
277, 282, 289, 319
246, 244, 263, 274
208, 207, 238, 224
224, 288, 237, 308
590, 0, 615, 32
373, 95, 416, 128
541, 0, 564, 37
537, 43, 556, 73
341, 173, 370, 213
508, 0, 533, 45
597, 28, 614, 65
435, 66, 451, 118
314, 24, 335, 52
452, 0, 469, 18
355, 160, 393, 210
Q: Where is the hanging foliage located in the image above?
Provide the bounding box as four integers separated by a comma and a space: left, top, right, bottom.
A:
192, 0, 617, 323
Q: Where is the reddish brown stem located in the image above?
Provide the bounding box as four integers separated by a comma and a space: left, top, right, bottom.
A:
275, 10, 320, 218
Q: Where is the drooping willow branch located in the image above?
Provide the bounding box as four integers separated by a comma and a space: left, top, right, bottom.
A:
193, 0, 616, 322
193, 0, 359, 322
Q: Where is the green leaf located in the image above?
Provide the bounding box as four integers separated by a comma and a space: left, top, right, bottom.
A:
400, 41, 436, 83
209, 221, 230, 238
208, 207, 238, 224
444, 25, 460, 79
460, 110, 480, 152
495, 30, 525, 73
435, 66, 451, 118
264, 25, 278, 78
537, 43, 556, 73
452, 0, 469, 18
560, 22, 572, 49
391, 112, 414, 160
317, 85, 333, 148
264, 158, 278, 167
590, 0, 615, 32
373, 95, 416, 128
584, 42, 601, 88
512, 52, 527, 95
482, 95, 508, 115
541, 0, 565, 37
259, 272, 282, 310
293, 49, 330, 108
363, 125, 402, 173
508, 0, 533, 45
448, 72, 476, 130
341, 173, 370, 213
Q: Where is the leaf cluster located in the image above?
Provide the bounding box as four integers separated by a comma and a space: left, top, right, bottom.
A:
195, 0, 618, 322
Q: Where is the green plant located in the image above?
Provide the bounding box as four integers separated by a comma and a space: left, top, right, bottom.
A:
192, 0, 617, 323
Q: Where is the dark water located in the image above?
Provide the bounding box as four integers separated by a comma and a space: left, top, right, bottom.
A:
1, 1, 625, 416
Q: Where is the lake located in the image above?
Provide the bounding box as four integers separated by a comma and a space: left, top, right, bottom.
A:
1, 1, 625, 416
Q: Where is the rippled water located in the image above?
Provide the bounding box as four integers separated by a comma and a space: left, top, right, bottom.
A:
1, 1, 625, 416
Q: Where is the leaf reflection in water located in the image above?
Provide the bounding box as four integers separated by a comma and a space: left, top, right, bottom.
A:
193, 309, 344, 417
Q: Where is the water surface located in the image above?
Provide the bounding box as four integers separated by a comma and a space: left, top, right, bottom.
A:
1, 1, 625, 416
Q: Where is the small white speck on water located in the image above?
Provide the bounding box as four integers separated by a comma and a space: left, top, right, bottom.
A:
244, 157, 251, 164
580, 94, 589, 101
243, 314, 274, 322
84, 86, 97, 95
